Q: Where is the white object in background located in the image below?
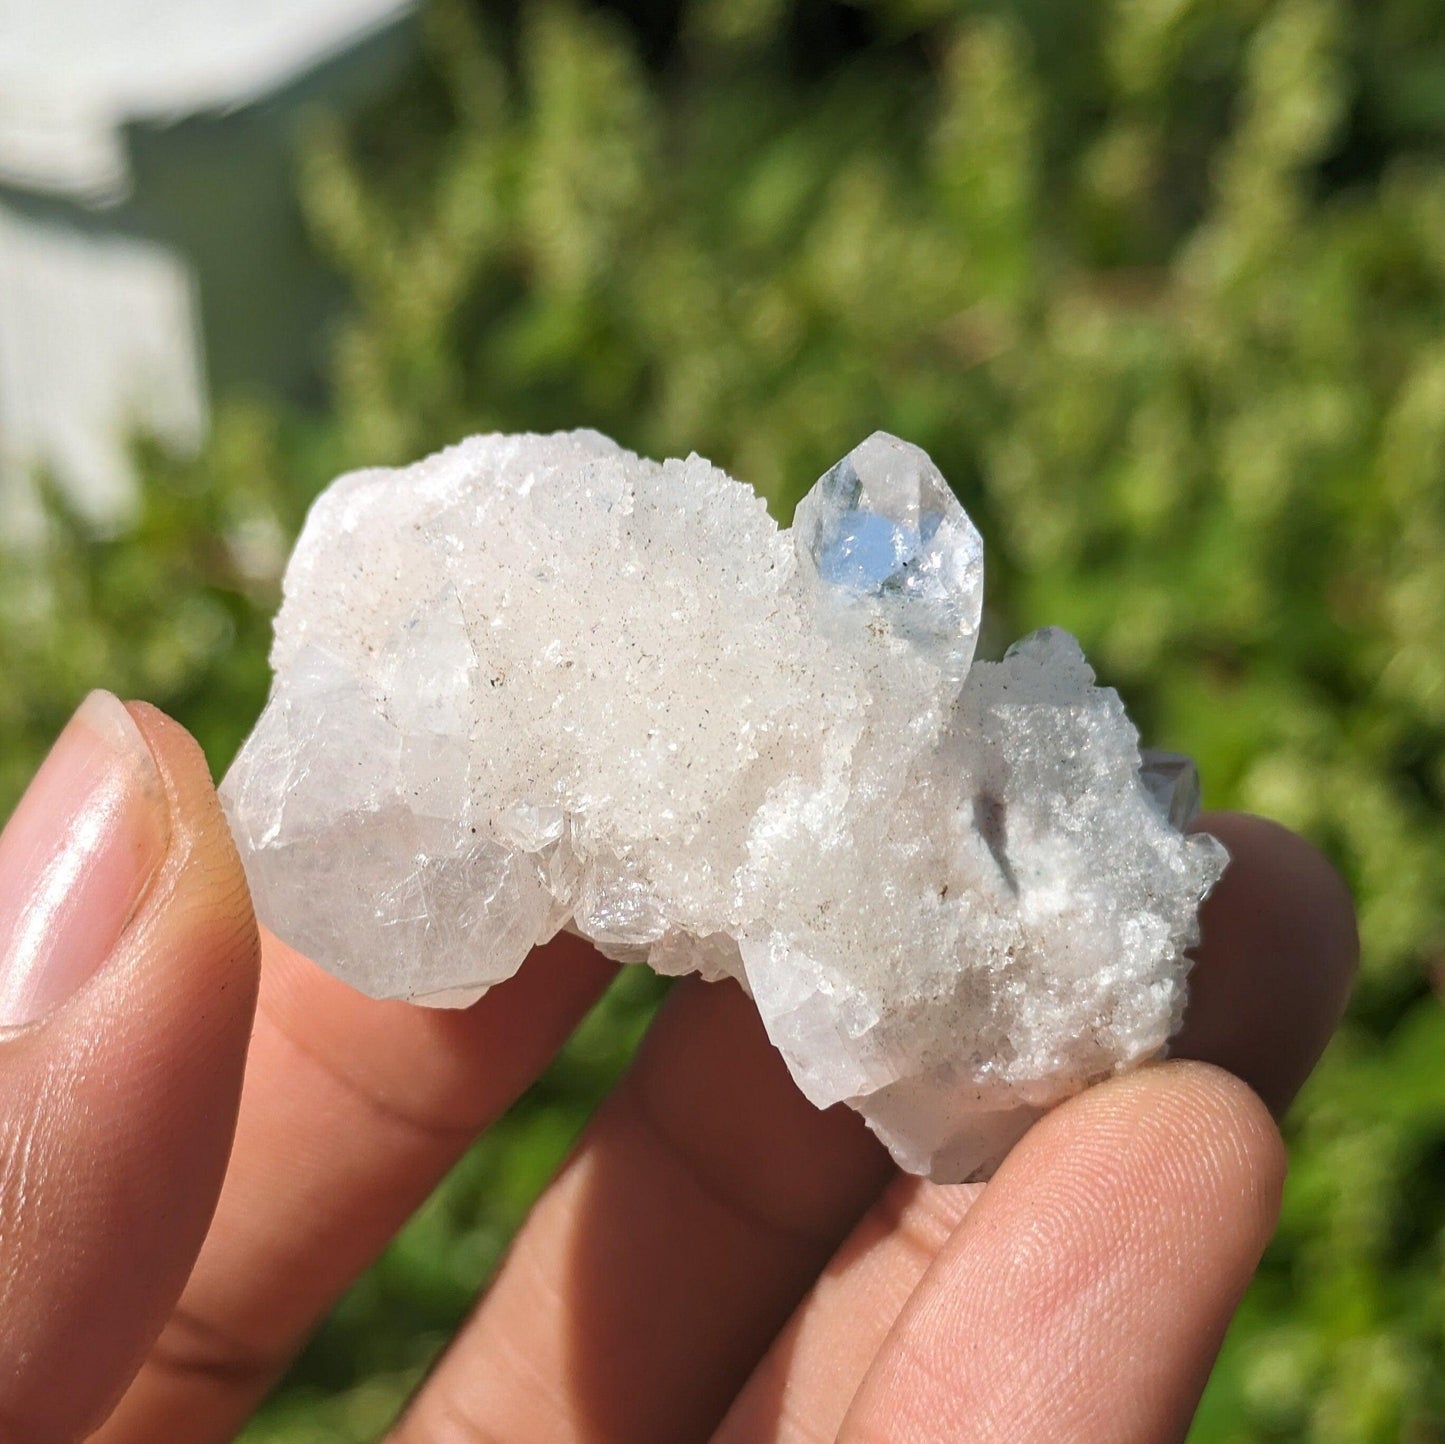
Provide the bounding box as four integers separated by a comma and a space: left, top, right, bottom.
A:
0, 0, 416, 538
0, 202, 205, 539
0, 0, 415, 202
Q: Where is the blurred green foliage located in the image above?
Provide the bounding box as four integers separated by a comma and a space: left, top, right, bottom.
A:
2, 0, 1443, 1438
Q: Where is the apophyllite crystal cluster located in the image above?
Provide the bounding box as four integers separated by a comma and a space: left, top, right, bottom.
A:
221, 430, 1226, 1180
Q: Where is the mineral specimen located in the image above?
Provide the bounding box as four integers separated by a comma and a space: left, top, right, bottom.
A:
221, 430, 1227, 1181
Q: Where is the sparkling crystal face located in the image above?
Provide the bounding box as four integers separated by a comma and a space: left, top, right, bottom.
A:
794, 431, 984, 677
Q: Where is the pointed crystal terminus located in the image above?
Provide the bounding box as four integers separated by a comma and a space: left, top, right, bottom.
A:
793, 431, 984, 677
1139, 749, 1203, 830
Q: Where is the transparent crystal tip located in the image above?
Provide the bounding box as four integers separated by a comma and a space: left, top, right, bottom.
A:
793, 432, 984, 677
1139, 749, 1203, 830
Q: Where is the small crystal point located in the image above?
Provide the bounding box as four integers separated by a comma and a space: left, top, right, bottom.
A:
1139, 749, 1203, 830
794, 432, 984, 677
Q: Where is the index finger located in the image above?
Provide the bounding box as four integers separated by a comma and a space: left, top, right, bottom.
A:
92, 925, 614, 1444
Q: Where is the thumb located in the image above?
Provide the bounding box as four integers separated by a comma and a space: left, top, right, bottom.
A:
0, 693, 259, 1443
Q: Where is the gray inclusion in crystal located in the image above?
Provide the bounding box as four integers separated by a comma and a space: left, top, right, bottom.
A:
1139, 749, 1203, 830
793, 431, 984, 678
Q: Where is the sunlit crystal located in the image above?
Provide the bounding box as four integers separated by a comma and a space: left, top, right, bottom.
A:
793, 430, 984, 679
221, 430, 1226, 1182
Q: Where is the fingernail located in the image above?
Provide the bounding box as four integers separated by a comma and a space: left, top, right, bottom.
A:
0, 692, 170, 1027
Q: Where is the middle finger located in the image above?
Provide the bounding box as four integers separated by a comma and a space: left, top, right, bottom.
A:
390, 975, 894, 1444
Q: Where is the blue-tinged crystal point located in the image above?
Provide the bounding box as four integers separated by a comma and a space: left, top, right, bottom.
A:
793, 432, 984, 679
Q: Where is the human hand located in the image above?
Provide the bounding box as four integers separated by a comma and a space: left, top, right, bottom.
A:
1, 696, 1356, 1443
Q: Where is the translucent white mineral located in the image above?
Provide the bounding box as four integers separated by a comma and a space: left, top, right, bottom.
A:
221, 429, 1227, 1181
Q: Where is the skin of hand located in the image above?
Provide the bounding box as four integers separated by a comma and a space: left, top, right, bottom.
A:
0, 696, 1357, 1444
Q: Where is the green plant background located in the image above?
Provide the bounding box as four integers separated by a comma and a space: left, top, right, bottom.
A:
2, 0, 1443, 1438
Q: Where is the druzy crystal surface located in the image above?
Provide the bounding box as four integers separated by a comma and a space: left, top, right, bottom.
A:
221, 430, 1226, 1181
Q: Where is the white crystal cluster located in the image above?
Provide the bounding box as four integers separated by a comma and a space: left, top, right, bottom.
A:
221, 430, 1226, 1180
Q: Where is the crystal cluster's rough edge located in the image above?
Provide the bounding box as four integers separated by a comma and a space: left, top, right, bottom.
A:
221, 430, 1227, 1181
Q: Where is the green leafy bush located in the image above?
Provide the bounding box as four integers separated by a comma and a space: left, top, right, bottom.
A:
2, 1, 1442, 1438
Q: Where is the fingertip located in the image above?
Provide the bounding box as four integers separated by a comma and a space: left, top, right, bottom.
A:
1188, 1059, 1289, 1230
123, 699, 260, 1010
1197, 811, 1359, 978
838, 1060, 1287, 1444
1041, 1060, 1287, 1237
1175, 811, 1357, 1117
0, 702, 259, 1441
